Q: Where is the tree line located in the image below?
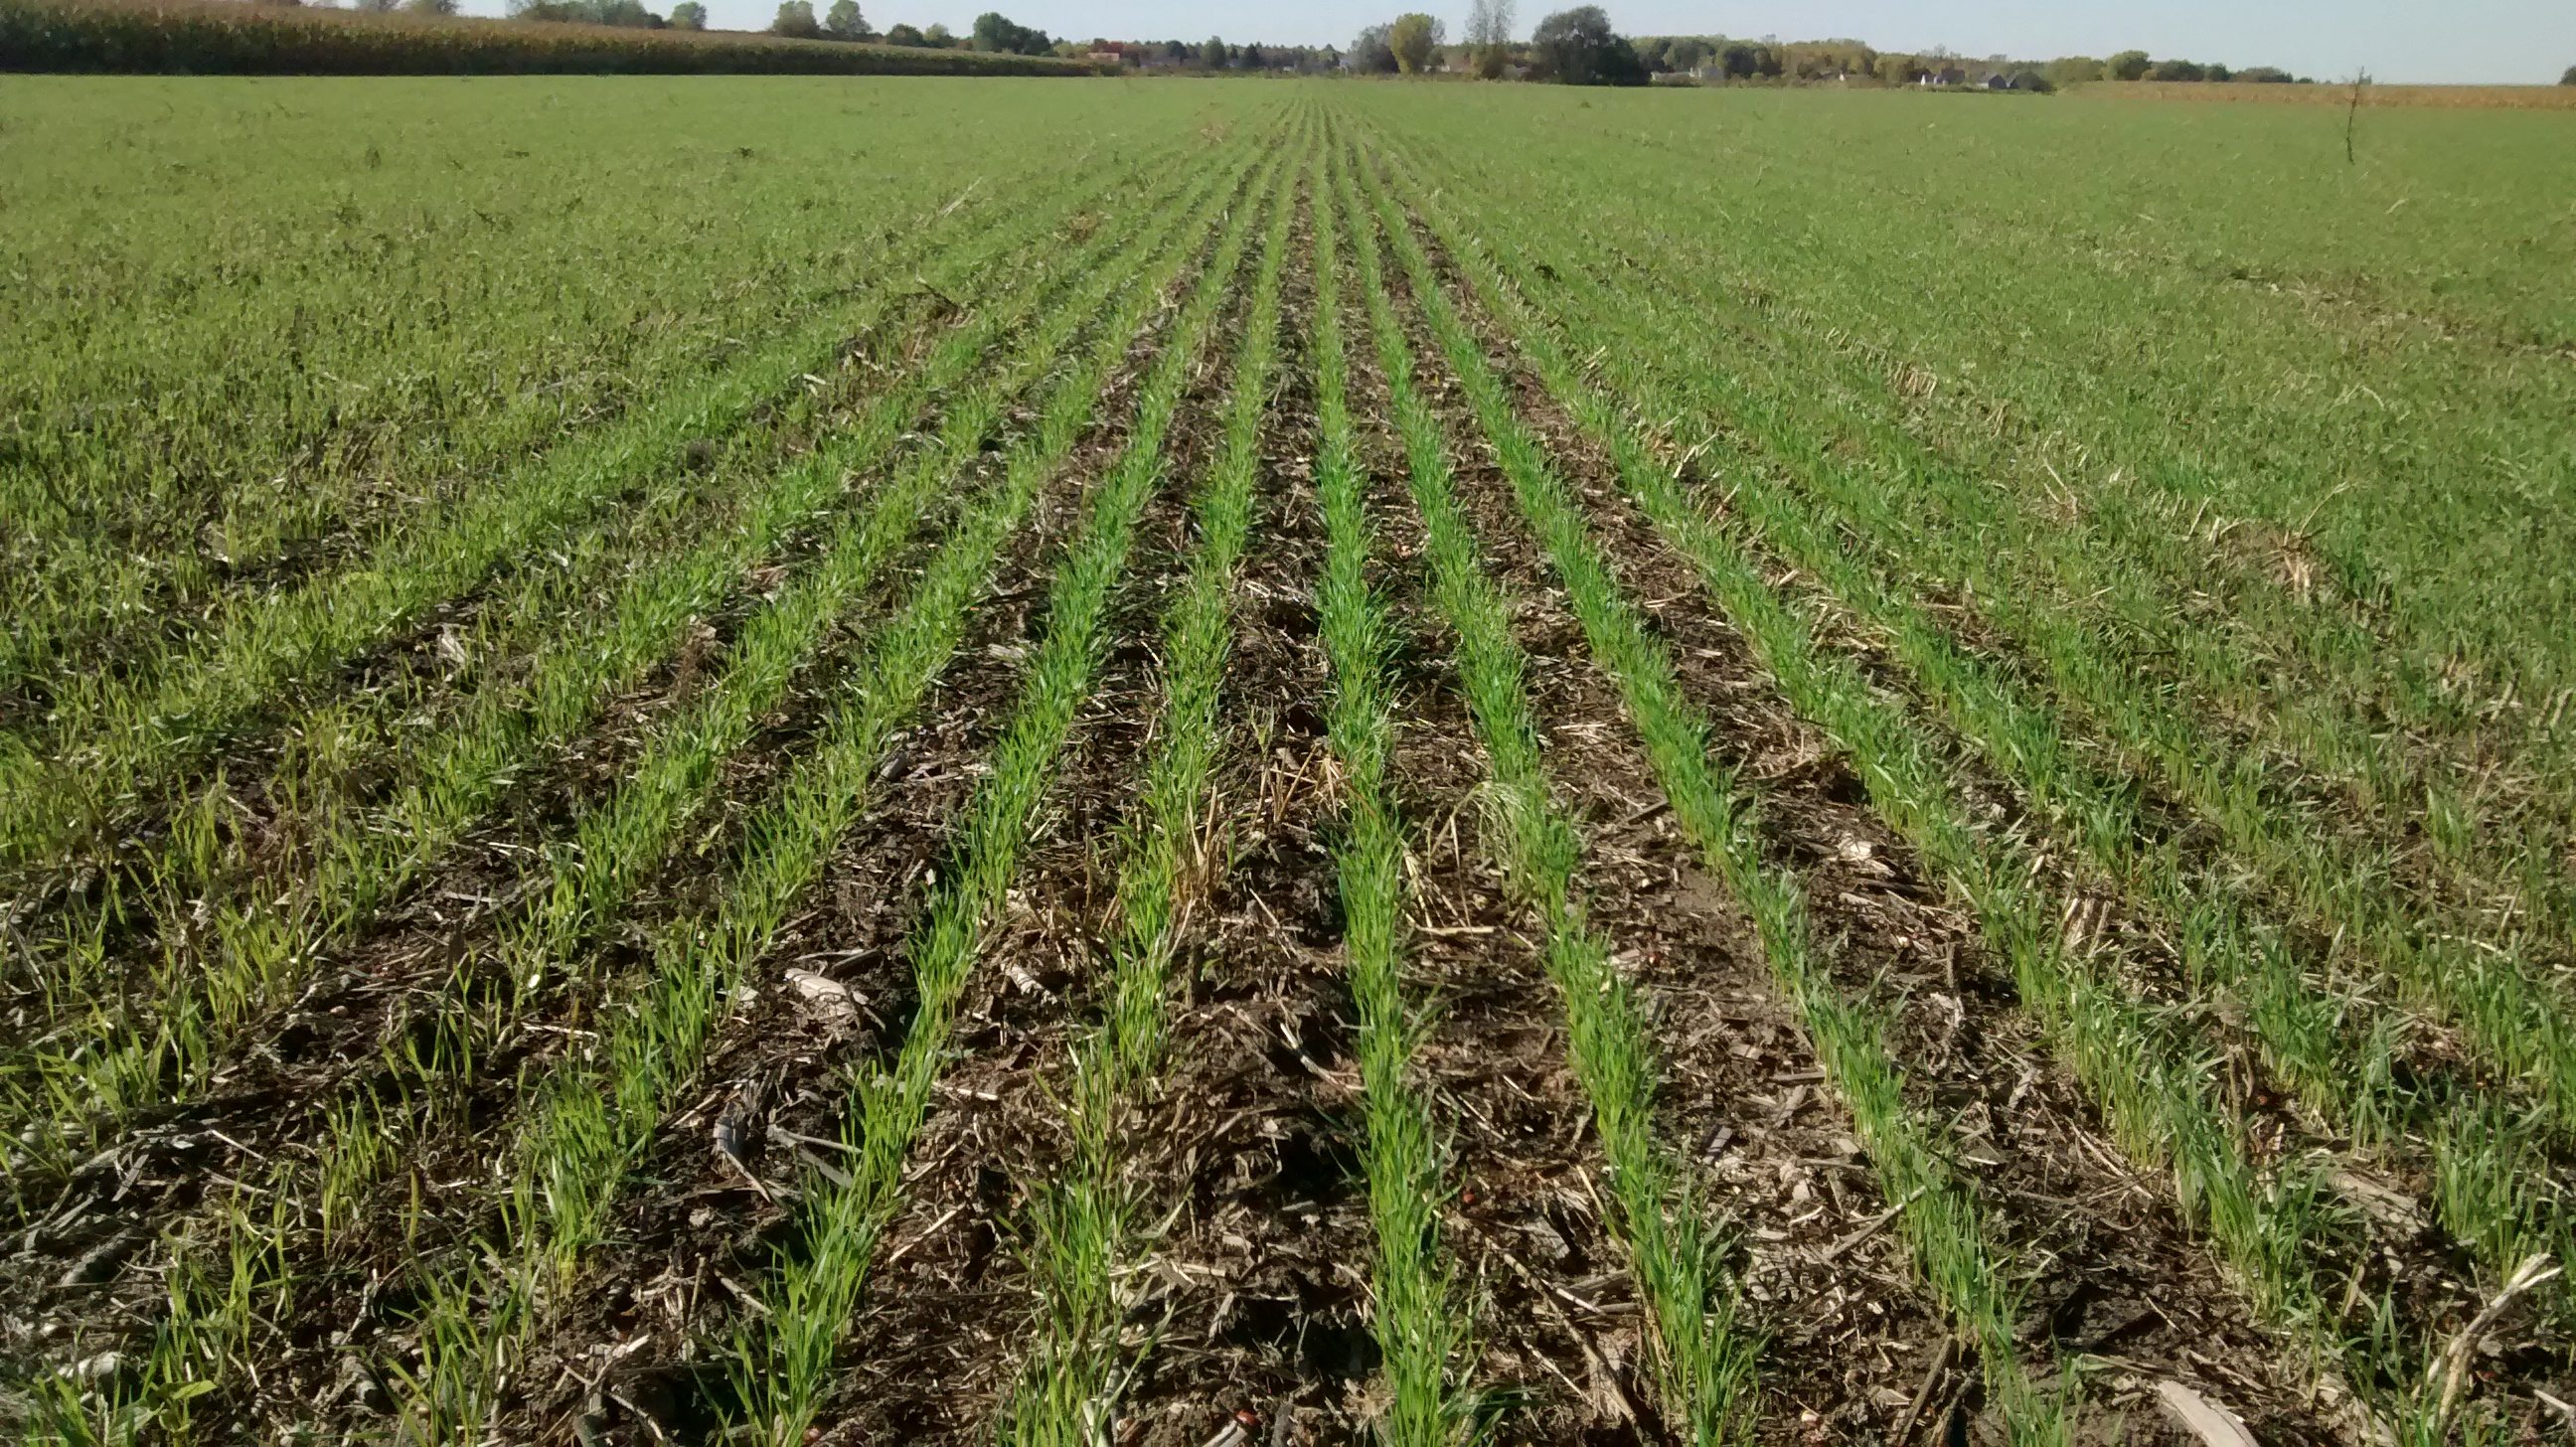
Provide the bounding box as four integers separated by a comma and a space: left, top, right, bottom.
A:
1621, 36, 2313, 89
209, 0, 2567, 82
1347, 5, 1650, 85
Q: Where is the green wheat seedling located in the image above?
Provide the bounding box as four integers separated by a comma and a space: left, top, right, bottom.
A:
1344, 117, 2576, 1159
1357, 136, 2517, 1437
356, 146, 1275, 1447
1337, 148, 1768, 1446
0, 140, 1119, 884
726, 138, 1296, 1447
17, 148, 1243, 1447
38, 134, 1280, 1447
1359, 123, 2576, 1332
0, 78, 1155, 716
1352, 88, 2576, 954
998, 128, 1300, 1447
0, 139, 1199, 1167
1301, 148, 1479, 1447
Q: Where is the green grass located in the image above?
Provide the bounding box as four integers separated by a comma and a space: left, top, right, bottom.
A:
1370, 137, 2576, 1310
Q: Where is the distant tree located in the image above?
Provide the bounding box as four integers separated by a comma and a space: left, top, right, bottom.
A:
971, 10, 1049, 53
1873, 52, 1915, 84
1202, 34, 1226, 66
1389, 13, 1442, 73
666, 0, 702, 24
2204, 62, 2231, 81
2148, 58, 2205, 80
2106, 48, 2152, 80
1351, 22, 1397, 72
2562, 64, 2576, 84
403, 0, 460, 13
922, 21, 952, 45
2043, 55, 2102, 85
883, 20, 924, 42
1464, 0, 1515, 77
2236, 65, 2294, 82
2011, 69, 2052, 92
355, 0, 396, 13
1530, 5, 1644, 84
1718, 40, 1758, 78
516, 0, 662, 26
1239, 42, 1264, 69
769, 0, 818, 36
1663, 35, 1706, 72
822, 0, 866, 38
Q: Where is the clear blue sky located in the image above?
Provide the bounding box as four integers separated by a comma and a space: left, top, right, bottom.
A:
468, 0, 2576, 83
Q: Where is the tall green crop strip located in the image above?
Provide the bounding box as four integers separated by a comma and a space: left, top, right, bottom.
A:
1333, 147, 1782, 1443
726, 136, 1299, 1447
998, 130, 1301, 1447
